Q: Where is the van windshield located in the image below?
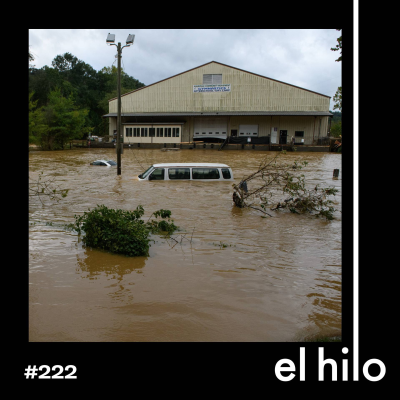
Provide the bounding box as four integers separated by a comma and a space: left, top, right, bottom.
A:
139, 166, 154, 179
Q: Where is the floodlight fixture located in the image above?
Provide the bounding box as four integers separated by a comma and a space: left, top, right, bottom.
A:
106, 31, 135, 176
106, 33, 115, 43
126, 34, 135, 45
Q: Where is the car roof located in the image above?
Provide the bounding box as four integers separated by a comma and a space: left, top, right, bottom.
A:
152, 163, 230, 168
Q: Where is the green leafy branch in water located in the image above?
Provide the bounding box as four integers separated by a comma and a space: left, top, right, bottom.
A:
146, 209, 178, 235
29, 172, 69, 204
272, 184, 339, 220
72, 205, 178, 256
233, 153, 339, 220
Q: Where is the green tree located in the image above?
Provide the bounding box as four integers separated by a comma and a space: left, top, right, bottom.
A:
331, 29, 342, 62
29, 52, 145, 142
29, 66, 64, 108
29, 48, 35, 70
331, 29, 342, 113
97, 66, 145, 114
29, 91, 47, 145
38, 88, 89, 150
330, 120, 342, 137
333, 87, 342, 112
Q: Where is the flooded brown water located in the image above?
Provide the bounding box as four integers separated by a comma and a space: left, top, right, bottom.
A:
29, 148, 342, 342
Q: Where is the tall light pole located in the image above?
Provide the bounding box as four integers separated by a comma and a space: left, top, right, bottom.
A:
107, 33, 135, 175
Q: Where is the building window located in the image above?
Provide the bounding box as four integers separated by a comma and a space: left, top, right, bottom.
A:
203, 74, 222, 84
141, 127, 148, 137
126, 127, 132, 137
149, 128, 155, 137
133, 128, 140, 137
295, 131, 304, 137
173, 127, 180, 137
157, 128, 163, 137
165, 128, 171, 137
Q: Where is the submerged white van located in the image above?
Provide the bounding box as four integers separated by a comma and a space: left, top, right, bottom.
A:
137, 163, 234, 181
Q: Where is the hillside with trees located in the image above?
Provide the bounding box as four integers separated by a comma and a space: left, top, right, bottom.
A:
29, 52, 145, 150
330, 29, 342, 139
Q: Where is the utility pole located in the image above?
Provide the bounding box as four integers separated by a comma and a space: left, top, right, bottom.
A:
117, 42, 122, 175
107, 33, 135, 176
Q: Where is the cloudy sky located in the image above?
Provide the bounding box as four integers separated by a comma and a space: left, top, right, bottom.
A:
29, 29, 341, 110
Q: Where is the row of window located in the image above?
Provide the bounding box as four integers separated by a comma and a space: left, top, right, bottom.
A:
149, 167, 231, 180
125, 127, 180, 138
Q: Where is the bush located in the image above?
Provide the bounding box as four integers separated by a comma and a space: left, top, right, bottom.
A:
73, 205, 177, 256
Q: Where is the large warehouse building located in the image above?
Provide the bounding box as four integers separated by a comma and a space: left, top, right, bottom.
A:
104, 61, 332, 146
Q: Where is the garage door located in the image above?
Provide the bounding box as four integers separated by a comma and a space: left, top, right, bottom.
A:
194, 118, 228, 140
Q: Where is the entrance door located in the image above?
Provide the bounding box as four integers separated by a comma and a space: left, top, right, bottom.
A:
231, 129, 237, 137
279, 130, 288, 144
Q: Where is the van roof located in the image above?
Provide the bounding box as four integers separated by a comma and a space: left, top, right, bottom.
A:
152, 163, 230, 168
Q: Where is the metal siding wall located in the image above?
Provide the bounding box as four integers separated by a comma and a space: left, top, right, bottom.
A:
109, 117, 117, 136
229, 115, 325, 144
109, 62, 330, 114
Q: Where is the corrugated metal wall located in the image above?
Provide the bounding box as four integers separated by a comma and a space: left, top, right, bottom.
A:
109, 115, 329, 144
110, 62, 330, 114
229, 115, 329, 143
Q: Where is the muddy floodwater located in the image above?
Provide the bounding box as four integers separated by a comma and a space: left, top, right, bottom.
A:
29, 148, 342, 342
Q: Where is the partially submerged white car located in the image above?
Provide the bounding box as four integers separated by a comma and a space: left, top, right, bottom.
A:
90, 160, 117, 166
138, 163, 234, 181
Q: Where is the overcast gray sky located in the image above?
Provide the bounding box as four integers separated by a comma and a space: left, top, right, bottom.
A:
29, 29, 341, 110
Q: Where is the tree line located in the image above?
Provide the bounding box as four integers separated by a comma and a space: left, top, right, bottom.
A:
29, 51, 145, 150
330, 29, 342, 138
329, 111, 341, 138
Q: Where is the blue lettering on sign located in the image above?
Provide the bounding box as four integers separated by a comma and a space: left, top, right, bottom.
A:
193, 84, 231, 93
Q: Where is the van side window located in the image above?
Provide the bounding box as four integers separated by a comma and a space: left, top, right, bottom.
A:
168, 168, 190, 180
192, 168, 220, 179
221, 168, 231, 179
149, 168, 164, 180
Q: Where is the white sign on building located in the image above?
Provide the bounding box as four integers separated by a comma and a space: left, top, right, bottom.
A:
193, 84, 231, 93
